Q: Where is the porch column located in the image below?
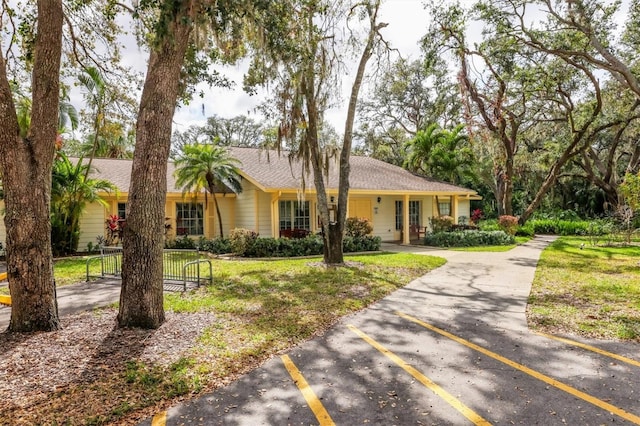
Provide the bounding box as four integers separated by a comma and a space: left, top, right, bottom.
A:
271, 193, 279, 238
402, 194, 410, 245
452, 195, 459, 224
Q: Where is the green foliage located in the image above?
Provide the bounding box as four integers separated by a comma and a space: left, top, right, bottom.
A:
526, 219, 595, 236
345, 217, 373, 237
430, 215, 455, 233
515, 222, 535, 237
620, 172, 640, 211
229, 228, 259, 256
196, 236, 232, 254
165, 235, 198, 250
174, 143, 243, 239
425, 230, 515, 247
213, 233, 382, 258
498, 215, 519, 236
50, 153, 116, 256
404, 123, 476, 185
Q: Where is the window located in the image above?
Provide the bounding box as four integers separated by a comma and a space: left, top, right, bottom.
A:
409, 200, 421, 226
279, 200, 310, 230
395, 200, 421, 230
176, 203, 204, 235
117, 203, 127, 219
438, 201, 451, 216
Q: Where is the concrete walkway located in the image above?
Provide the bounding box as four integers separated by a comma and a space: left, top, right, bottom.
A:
141, 235, 640, 425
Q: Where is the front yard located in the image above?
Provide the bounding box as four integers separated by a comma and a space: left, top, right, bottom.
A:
0, 252, 445, 424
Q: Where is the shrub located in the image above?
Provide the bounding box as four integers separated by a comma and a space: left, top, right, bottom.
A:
197, 237, 232, 254
527, 219, 593, 236
229, 228, 258, 256
236, 234, 382, 258
478, 219, 500, 232
471, 209, 484, 223
425, 230, 515, 247
516, 222, 535, 237
345, 217, 373, 237
343, 235, 382, 252
165, 235, 197, 249
498, 215, 519, 236
430, 215, 455, 233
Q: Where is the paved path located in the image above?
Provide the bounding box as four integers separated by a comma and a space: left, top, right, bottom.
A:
0, 279, 122, 330
142, 236, 640, 425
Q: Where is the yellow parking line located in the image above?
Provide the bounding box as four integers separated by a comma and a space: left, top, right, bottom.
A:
347, 324, 491, 426
397, 312, 640, 425
151, 411, 166, 426
0, 295, 11, 306
281, 355, 335, 426
537, 332, 640, 368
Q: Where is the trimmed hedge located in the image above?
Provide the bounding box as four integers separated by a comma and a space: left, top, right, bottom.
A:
424, 230, 515, 247
244, 234, 382, 258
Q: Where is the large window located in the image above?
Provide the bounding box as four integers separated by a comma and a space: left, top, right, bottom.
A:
438, 200, 451, 216
409, 200, 421, 226
396, 200, 421, 230
117, 202, 127, 219
279, 200, 310, 230
176, 203, 204, 235
395, 201, 403, 230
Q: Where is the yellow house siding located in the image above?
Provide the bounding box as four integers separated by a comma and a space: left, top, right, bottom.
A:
458, 198, 471, 222
234, 181, 258, 231
371, 197, 397, 242
214, 196, 235, 237
78, 202, 107, 251
256, 191, 273, 237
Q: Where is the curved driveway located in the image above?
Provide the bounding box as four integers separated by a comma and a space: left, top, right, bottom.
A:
144, 236, 640, 425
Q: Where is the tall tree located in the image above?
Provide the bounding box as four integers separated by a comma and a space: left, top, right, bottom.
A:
0, 0, 64, 331
174, 143, 242, 238
118, 0, 246, 328
246, 0, 387, 264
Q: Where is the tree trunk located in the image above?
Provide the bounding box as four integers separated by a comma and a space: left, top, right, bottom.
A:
213, 194, 224, 239
118, 6, 193, 329
0, 0, 63, 332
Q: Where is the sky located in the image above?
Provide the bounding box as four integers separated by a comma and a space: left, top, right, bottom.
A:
169, 0, 432, 134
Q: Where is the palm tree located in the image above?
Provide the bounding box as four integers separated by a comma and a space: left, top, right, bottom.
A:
174, 143, 243, 238
51, 153, 117, 255
404, 123, 475, 185
78, 67, 108, 176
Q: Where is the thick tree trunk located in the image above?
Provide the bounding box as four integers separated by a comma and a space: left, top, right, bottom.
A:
0, 0, 63, 332
118, 7, 193, 329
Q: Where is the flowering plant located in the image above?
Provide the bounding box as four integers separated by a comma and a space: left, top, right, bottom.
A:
471, 209, 483, 223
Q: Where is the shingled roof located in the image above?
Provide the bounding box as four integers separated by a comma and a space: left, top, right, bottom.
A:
82, 148, 477, 196
229, 147, 477, 195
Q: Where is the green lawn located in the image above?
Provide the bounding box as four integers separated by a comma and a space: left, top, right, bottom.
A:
528, 237, 640, 340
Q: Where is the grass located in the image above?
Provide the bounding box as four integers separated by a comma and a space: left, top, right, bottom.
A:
8, 252, 445, 424
528, 236, 640, 340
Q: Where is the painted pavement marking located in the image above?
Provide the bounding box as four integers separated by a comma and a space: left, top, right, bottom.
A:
281, 354, 336, 426
397, 311, 640, 425
347, 324, 492, 425
150, 410, 166, 426
537, 332, 640, 368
